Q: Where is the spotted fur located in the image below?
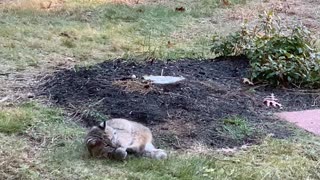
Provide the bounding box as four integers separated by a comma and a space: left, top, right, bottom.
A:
85, 122, 127, 160
100, 118, 167, 160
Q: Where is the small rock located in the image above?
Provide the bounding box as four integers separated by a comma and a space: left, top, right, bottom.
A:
131, 75, 137, 79
27, 93, 35, 98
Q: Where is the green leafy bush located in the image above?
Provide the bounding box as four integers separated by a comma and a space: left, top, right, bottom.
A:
211, 11, 320, 88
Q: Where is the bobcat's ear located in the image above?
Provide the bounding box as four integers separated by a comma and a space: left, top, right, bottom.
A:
98, 121, 106, 130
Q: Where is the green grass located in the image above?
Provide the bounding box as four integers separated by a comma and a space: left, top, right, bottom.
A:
222, 116, 253, 141
0, 0, 250, 72
36, 131, 320, 179
0, 133, 35, 179
0, 102, 319, 179
200, 137, 320, 179
0, 105, 35, 134
188, 0, 248, 18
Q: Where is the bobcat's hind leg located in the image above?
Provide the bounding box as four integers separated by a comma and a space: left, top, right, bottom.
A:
125, 140, 146, 154
143, 143, 167, 160
145, 149, 167, 160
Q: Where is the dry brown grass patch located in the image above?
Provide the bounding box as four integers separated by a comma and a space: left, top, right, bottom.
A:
112, 79, 155, 94
2, 0, 65, 10
110, 0, 143, 5
0, 134, 39, 179
225, 0, 320, 36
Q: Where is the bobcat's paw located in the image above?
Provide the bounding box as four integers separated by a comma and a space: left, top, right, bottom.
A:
113, 147, 127, 161
144, 149, 167, 160
153, 149, 167, 160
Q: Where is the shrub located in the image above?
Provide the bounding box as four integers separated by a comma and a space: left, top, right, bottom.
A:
211, 11, 320, 88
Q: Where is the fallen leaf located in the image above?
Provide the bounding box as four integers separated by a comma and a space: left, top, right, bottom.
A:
175, 7, 186, 12
222, 0, 231, 6
263, 93, 283, 109
167, 41, 174, 48
242, 78, 254, 85
137, 9, 144, 13
59, 32, 71, 38
40, 1, 52, 9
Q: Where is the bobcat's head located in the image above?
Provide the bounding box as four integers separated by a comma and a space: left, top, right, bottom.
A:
98, 121, 118, 147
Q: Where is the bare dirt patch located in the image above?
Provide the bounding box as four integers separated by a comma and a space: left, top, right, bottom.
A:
224, 0, 320, 37
37, 57, 320, 149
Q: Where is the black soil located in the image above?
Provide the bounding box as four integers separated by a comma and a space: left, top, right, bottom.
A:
38, 57, 320, 149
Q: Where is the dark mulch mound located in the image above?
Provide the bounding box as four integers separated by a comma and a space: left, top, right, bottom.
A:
37, 57, 320, 149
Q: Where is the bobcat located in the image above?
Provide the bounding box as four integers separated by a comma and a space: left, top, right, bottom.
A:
85, 123, 127, 160
98, 118, 167, 160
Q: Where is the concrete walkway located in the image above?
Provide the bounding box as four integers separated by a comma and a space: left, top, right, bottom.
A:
275, 109, 320, 135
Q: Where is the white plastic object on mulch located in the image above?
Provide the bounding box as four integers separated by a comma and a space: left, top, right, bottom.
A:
142, 75, 185, 85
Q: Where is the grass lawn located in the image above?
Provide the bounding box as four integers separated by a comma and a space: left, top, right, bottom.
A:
0, 0, 237, 72
1, 0, 320, 179
1, 103, 319, 179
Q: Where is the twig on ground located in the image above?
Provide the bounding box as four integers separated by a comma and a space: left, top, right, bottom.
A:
0, 96, 9, 103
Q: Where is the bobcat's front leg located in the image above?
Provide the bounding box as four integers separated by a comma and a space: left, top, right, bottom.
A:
112, 147, 128, 160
